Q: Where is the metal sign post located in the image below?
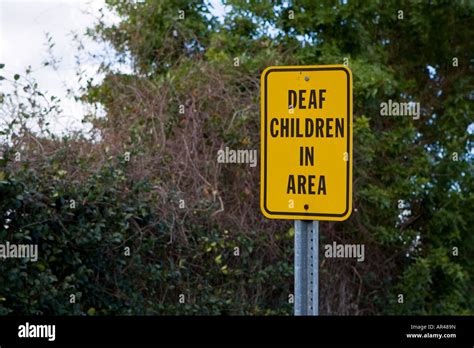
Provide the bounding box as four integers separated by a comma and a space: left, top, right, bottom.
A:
259, 65, 353, 316
294, 220, 319, 316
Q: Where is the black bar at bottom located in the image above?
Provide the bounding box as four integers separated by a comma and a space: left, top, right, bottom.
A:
0, 316, 472, 345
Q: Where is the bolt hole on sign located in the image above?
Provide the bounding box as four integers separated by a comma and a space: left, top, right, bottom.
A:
260, 65, 353, 221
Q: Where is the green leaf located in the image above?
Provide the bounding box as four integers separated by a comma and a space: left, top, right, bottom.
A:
13, 74, 20, 80
214, 254, 222, 265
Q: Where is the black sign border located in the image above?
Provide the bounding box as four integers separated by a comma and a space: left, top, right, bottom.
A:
263, 66, 351, 218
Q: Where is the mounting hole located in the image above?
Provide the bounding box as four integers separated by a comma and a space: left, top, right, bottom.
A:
304, 204, 309, 210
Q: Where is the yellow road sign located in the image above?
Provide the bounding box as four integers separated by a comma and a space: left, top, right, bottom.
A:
260, 65, 353, 221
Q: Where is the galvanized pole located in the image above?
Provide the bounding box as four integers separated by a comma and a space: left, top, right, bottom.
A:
294, 220, 319, 316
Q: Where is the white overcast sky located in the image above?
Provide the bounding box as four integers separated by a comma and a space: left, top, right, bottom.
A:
0, 0, 227, 135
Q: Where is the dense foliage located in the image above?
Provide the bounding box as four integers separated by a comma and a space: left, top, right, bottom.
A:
0, 0, 473, 315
